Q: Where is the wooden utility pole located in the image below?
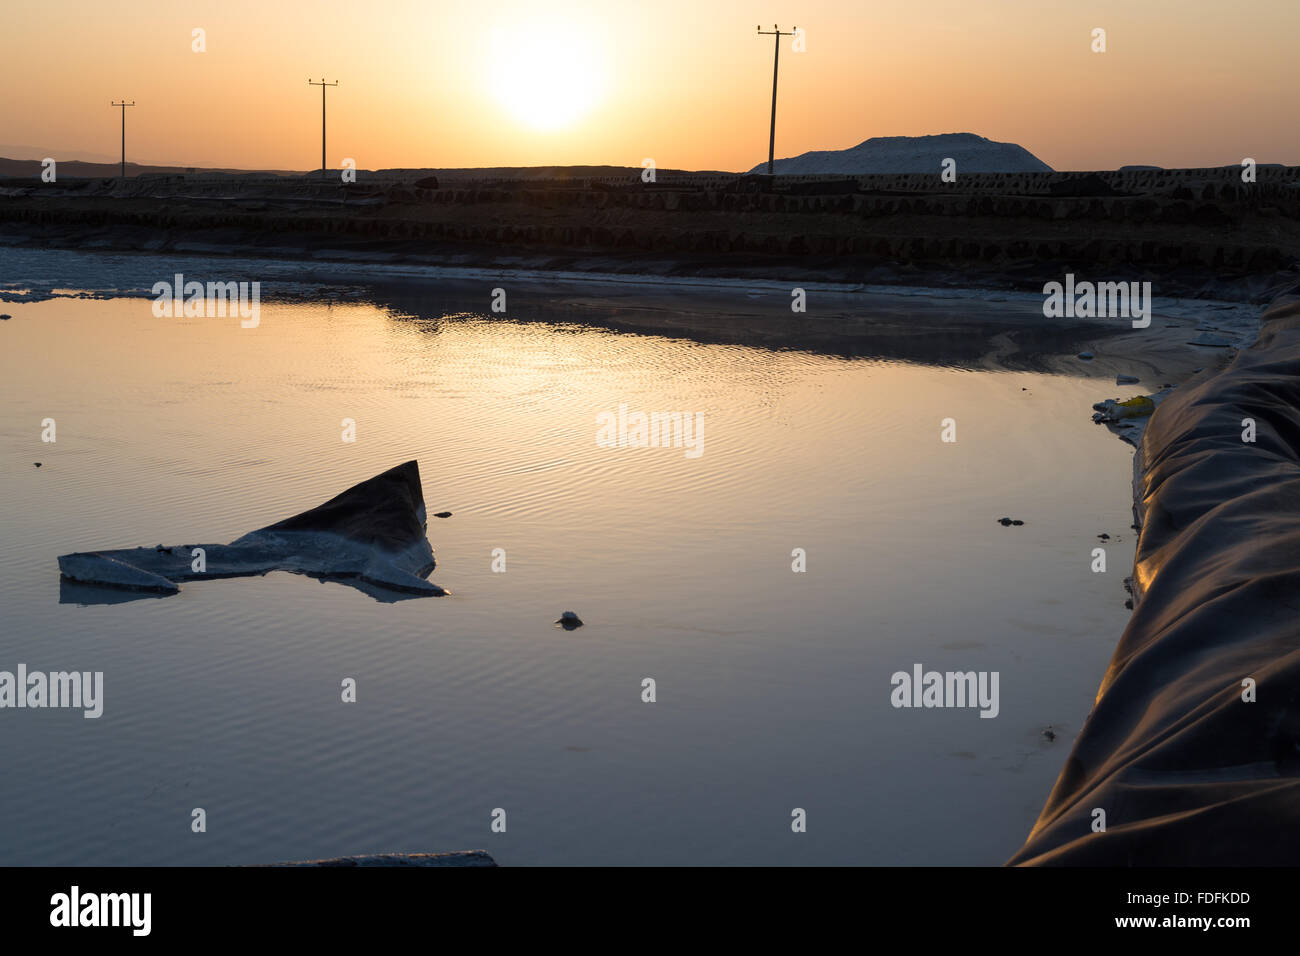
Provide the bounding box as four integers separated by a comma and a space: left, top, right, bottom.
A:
756, 26, 796, 175
307, 79, 339, 178
110, 100, 135, 178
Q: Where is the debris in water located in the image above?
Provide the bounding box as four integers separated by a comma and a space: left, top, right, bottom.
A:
556, 610, 584, 630
1092, 395, 1156, 422
57, 460, 444, 601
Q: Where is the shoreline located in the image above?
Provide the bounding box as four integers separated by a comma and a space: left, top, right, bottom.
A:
0, 243, 1272, 368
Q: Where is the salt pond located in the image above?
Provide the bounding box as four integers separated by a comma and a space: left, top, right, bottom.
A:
0, 254, 1142, 865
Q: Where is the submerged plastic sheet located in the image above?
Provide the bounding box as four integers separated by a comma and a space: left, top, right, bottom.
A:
1009, 291, 1300, 865
58, 460, 444, 602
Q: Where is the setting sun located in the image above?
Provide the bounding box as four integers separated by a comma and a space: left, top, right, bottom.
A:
487, 21, 606, 131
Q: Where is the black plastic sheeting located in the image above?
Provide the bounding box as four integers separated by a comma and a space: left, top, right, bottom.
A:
1010, 290, 1300, 865
58, 460, 443, 602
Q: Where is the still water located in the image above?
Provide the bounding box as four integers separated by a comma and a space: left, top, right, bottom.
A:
0, 267, 1137, 865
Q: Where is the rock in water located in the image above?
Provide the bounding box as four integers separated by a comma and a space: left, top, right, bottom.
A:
259, 850, 496, 867
57, 460, 445, 601
556, 611, 584, 630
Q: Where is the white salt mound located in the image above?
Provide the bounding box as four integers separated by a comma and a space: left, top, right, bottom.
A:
747, 133, 1052, 176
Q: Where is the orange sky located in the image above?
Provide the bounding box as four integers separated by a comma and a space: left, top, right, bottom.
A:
3, 0, 1297, 172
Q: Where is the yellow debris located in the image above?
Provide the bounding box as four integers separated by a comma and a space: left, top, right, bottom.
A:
1113, 395, 1156, 419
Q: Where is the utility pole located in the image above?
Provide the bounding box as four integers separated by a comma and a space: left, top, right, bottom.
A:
307, 79, 338, 179
110, 100, 135, 179
756, 25, 795, 175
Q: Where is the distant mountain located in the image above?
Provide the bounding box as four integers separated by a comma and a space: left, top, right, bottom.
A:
0, 156, 303, 179
0, 144, 121, 164
0, 159, 719, 182
748, 133, 1053, 175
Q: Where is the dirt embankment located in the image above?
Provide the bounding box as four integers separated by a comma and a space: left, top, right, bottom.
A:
2, 166, 1298, 299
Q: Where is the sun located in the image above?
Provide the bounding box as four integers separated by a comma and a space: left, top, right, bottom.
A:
488, 22, 606, 130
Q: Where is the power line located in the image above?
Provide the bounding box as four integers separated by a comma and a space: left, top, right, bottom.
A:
110, 100, 135, 179
307, 79, 339, 179
756, 25, 796, 176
